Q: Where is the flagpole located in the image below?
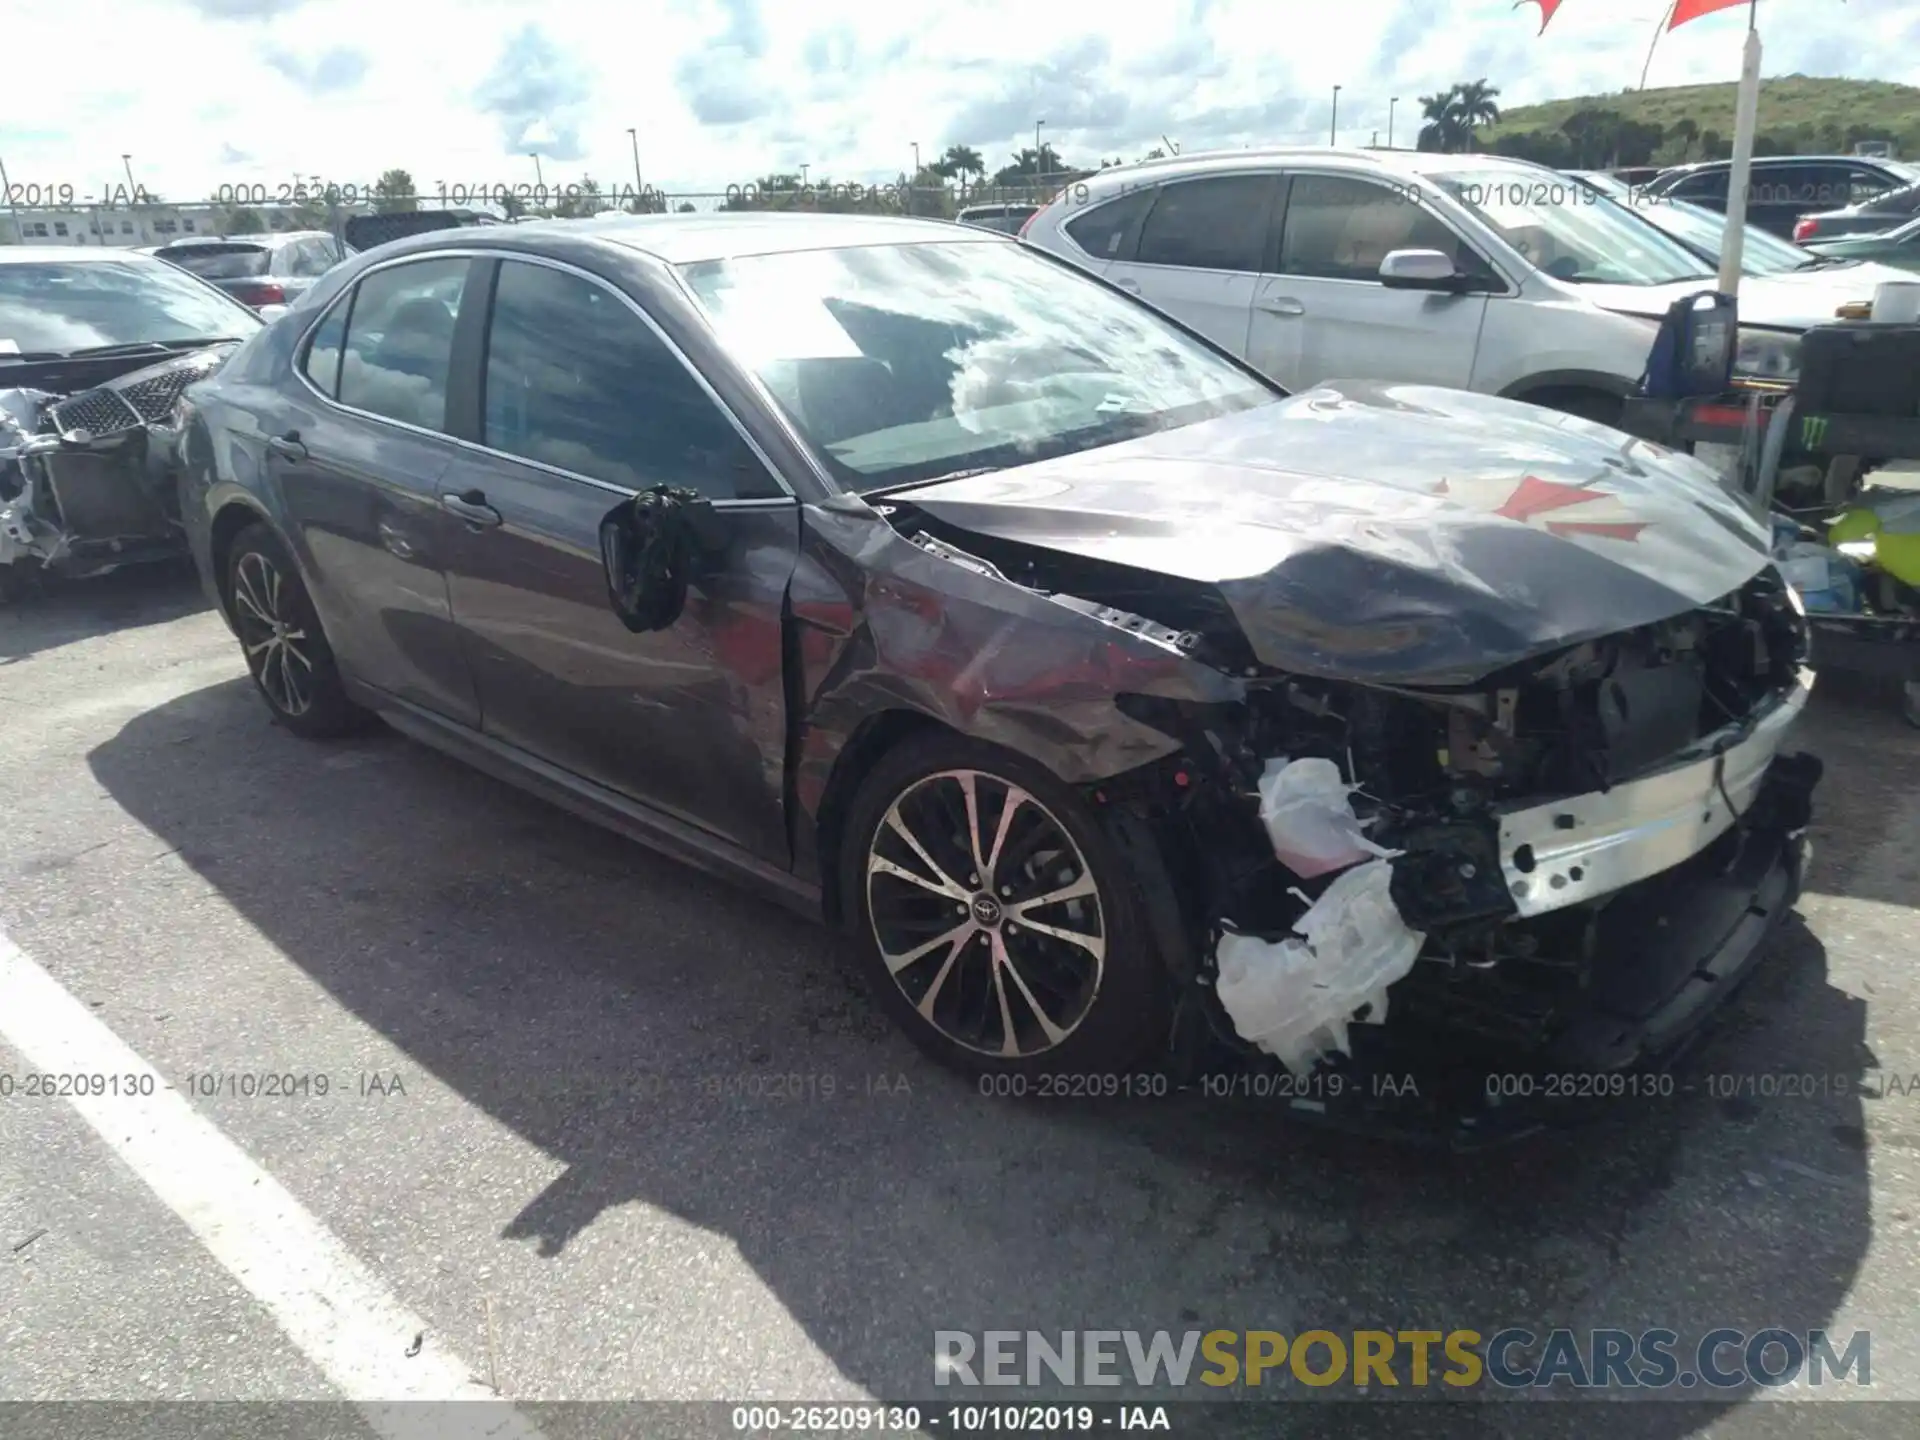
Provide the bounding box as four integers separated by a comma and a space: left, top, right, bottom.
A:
1640, 1, 1678, 89
1715, 0, 1762, 296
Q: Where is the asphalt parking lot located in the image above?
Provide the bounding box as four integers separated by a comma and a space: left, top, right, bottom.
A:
4, 561, 1920, 1439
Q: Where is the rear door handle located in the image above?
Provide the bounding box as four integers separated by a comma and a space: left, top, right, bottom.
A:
441, 489, 503, 528
1113, 277, 1142, 293
1255, 297, 1306, 316
265, 431, 307, 462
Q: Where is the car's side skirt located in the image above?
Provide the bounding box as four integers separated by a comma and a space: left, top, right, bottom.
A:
351, 682, 827, 923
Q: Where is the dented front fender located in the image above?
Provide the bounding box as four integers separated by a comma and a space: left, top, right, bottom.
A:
787, 497, 1247, 869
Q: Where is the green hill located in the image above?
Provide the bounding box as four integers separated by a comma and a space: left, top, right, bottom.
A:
1473, 75, 1920, 167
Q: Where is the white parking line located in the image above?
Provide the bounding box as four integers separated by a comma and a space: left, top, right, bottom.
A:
0, 930, 544, 1440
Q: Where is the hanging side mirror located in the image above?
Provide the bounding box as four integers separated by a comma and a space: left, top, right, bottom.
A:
598, 484, 717, 632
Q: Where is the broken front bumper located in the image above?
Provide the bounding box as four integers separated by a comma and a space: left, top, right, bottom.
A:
1202, 737, 1824, 1148
1496, 671, 1812, 918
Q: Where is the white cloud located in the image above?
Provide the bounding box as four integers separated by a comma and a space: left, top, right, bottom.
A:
0, 0, 1912, 207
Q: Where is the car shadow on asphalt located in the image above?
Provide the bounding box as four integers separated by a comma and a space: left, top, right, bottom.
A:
86, 681, 1879, 1433
1, 559, 210, 664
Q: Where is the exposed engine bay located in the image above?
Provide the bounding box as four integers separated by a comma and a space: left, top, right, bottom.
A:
877, 494, 1823, 1140
0, 345, 235, 593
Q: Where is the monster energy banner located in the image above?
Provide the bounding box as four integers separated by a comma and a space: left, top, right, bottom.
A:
1800, 415, 1830, 450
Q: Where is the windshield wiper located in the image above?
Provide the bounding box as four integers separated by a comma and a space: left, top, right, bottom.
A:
53, 336, 248, 361
0, 334, 251, 365
55, 341, 177, 360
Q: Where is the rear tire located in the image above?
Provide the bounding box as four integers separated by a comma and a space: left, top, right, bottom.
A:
226, 522, 370, 739
839, 732, 1170, 1078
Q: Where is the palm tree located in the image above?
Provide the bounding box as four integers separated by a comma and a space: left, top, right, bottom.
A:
935, 144, 985, 182
1417, 89, 1465, 152
1415, 81, 1503, 153
1452, 79, 1502, 150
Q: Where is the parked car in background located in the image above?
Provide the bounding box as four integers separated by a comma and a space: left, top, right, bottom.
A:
955, 202, 1040, 234
1022, 148, 1871, 420
0, 247, 261, 596
1788, 177, 1920, 244
173, 212, 1821, 1116
1568, 174, 1917, 290
1639, 154, 1920, 238
341, 208, 507, 254
1801, 213, 1920, 270
156, 231, 346, 310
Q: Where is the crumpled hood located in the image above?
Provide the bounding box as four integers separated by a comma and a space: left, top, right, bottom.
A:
896, 381, 1773, 686
1580, 270, 1885, 329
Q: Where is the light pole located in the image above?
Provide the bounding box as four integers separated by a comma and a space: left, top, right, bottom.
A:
0, 155, 22, 244
1035, 119, 1046, 181
626, 128, 643, 202
1388, 97, 1399, 149
1329, 87, 1341, 146
800, 162, 810, 187
529, 152, 544, 190
121, 152, 138, 197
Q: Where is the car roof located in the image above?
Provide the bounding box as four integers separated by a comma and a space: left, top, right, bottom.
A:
158, 231, 328, 249
1660, 154, 1902, 175
1065, 146, 1560, 192
0, 246, 166, 264
356, 210, 997, 267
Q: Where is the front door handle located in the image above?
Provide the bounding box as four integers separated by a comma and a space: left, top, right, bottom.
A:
1255, 296, 1306, 316
265, 431, 307, 462
441, 489, 503, 528
1113, 277, 1142, 293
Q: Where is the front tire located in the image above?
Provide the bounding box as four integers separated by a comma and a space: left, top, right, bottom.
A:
840, 733, 1169, 1078
1530, 388, 1626, 429
226, 522, 369, 739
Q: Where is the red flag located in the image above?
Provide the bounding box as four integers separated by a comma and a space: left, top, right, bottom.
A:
1517, 0, 1566, 32
1669, 0, 1751, 29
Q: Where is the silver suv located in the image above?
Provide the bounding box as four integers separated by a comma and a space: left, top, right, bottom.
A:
1023, 148, 1876, 422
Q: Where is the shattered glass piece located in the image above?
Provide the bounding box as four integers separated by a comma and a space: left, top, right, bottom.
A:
1257, 756, 1397, 879
1214, 860, 1427, 1076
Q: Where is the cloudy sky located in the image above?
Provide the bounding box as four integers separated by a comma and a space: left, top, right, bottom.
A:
4, 0, 1916, 206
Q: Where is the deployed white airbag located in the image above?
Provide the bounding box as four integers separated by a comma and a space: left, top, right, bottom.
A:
1257, 757, 1396, 879
1214, 860, 1427, 1076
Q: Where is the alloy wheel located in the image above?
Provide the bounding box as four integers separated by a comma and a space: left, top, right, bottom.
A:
865, 768, 1107, 1058
232, 551, 315, 717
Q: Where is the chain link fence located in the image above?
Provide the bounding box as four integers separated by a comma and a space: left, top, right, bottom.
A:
2, 175, 1089, 246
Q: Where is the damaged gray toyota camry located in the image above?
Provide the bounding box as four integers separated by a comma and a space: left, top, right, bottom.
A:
175, 213, 1821, 1140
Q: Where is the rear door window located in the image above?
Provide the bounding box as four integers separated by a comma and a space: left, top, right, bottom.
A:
1062, 187, 1156, 260
1132, 175, 1274, 273
336, 257, 471, 431
1753, 163, 1851, 212
165, 245, 271, 280
299, 299, 348, 398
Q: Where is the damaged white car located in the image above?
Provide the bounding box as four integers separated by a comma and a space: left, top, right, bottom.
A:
0, 247, 260, 598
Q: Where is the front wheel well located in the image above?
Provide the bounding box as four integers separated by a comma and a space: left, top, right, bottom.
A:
1507, 385, 1628, 426
813, 709, 950, 929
